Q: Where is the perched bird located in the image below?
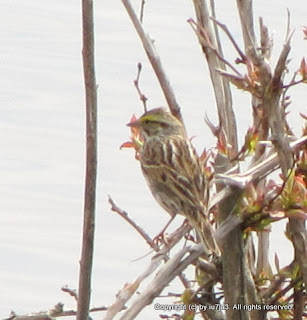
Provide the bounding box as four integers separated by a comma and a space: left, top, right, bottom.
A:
127, 107, 219, 255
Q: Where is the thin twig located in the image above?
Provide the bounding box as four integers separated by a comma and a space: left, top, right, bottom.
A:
133, 62, 148, 112
108, 195, 192, 289
260, 273, 288, 301
211, 17, 247, 63
108, 195, 157, 250
121, 0, 183, 123
61, 286, 78, 302
139, 0, 146, 23
267, 278, 301, 305
283, 79, 304, 89
188, 19, 242, 76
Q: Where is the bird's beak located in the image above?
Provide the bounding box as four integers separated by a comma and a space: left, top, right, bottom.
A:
127, 119, 140, 128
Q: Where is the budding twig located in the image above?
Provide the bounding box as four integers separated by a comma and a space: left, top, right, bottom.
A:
133, 62, 148, 112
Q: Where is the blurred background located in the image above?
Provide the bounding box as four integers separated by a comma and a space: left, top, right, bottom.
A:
0, 0, 305, 318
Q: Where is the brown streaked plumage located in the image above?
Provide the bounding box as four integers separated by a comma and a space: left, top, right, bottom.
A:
127, 107, 219, 255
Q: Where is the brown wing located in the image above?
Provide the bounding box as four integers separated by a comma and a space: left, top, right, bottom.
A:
140, 135, 208, 214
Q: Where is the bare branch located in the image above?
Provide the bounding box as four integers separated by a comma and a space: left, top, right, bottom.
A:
122, 0, 183, 123
191, 0, 238, 153
109, 196, 194, 291
236, 0, 256, 48
6, 304, 108, 320
108, 195, 157, 249
118, 245, 204, 320
77, 1, 98, 320
102, 224, 194, 320
214, 135, 307, 189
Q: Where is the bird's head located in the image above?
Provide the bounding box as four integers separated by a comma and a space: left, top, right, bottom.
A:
127, 108, 185, 139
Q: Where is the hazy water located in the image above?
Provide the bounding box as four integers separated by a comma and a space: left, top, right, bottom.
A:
0, 1, 305, 319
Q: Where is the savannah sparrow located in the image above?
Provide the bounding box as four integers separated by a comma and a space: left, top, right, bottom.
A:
127, 107, 219, 255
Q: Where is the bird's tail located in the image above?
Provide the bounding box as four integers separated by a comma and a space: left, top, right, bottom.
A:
188, 212, 220, 256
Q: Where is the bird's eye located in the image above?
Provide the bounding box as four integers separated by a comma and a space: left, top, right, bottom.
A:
144, 119, 150, 124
